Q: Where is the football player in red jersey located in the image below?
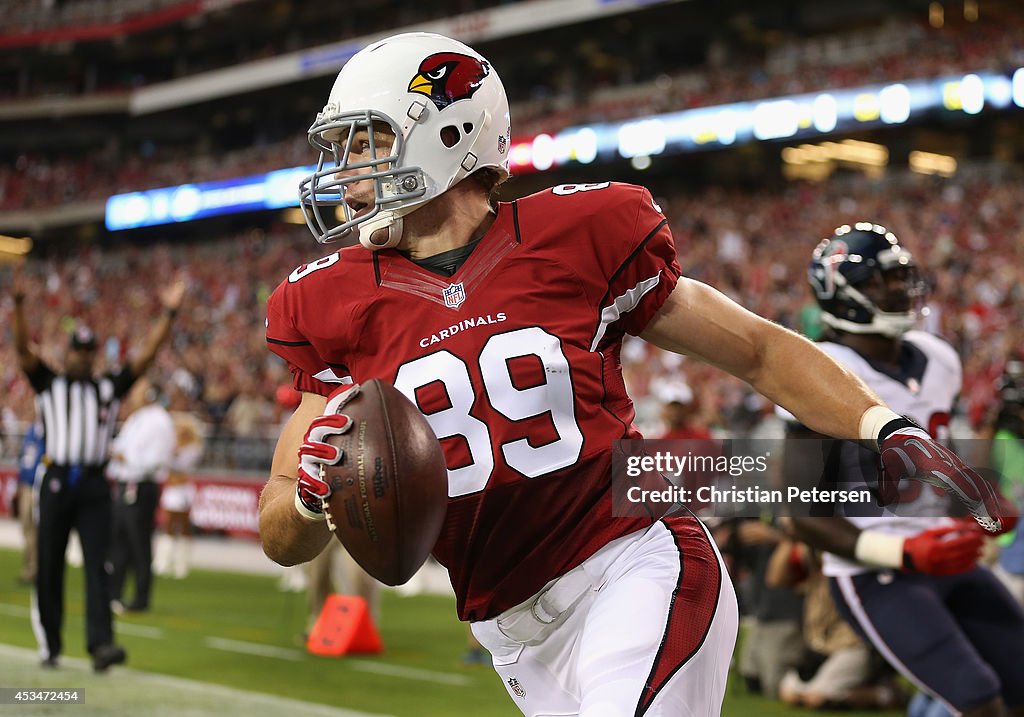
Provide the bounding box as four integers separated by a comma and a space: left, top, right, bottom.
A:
258, 33, 1004, 716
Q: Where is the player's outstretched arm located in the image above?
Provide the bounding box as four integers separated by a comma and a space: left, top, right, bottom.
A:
643, 278, 1005, 532
641, 278, 881, 438
259, 391, 334, 566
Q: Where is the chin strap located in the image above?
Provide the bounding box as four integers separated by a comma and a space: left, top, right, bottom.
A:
358, 212, 404, 250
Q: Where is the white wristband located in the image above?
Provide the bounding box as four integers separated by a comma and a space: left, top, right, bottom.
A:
854, 530, 905, 569
294, 491, 326, 522
858, 405, 902, 443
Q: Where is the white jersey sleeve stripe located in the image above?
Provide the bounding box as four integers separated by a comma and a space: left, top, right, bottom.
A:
313, 368, 354, 385
589, 272, 662, 352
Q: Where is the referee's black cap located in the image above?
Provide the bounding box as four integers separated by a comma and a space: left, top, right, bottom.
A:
70, 325, 98, 351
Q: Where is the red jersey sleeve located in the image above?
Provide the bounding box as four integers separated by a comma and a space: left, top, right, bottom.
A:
265, 279, 347, 397
598, 186, 679, 340
544, 182, 679, 350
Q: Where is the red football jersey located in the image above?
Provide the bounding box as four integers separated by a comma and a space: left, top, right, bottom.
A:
267, 182, 683, 620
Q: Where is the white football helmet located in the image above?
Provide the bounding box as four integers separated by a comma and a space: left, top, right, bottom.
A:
299, 32, 511, 250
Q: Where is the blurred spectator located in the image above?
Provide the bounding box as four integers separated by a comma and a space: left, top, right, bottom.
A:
154, 411, 204, 579
15, 419, 44, 585
768, 536, 906, 711
717, 518, 804, 699
224, 384, 273, 470
655, 380, 714, 440
107, 376, 175, 613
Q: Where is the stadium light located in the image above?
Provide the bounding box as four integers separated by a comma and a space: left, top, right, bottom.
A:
880, 84, 911, 124
106, 66, 1024, 230
909, 150, 957, 177
961, 74, 985, 114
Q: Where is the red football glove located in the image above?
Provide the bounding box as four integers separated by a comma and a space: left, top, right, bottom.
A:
878, 419, 1003, 533
901, 525, 984, 575
955, 492, 1020, 537
295, 384, 360, 520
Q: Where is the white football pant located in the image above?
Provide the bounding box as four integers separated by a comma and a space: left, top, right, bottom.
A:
471, 518, 738, 716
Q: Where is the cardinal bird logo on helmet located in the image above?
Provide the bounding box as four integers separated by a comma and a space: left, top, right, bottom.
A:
408, 52, 490, 110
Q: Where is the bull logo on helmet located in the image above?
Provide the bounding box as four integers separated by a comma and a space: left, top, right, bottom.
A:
408, 52, 490, 110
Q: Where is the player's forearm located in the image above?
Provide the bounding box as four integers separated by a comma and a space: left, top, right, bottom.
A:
747, 325, 882, 440
258, 474, 333, 566
789, 517, 859, 560
642, 280, 884, 440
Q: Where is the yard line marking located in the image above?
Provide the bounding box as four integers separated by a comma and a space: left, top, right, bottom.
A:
203, 635, 470, 686
1, 602, 165, 639
204, 636, 304, 661
116, 623, 166, 639
0, 602, 29, 618
0, 643, 393, 717
347, 658, 472, 686
0, 598, 470, 692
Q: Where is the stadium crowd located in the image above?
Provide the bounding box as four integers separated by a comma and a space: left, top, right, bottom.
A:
3, 164, 1021, 465
3, 0, 512, 37
3, 2, 1023, 211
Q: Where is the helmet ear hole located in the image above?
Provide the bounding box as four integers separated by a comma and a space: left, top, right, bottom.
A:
440, 125, 460, 147
463, 122, 474, 134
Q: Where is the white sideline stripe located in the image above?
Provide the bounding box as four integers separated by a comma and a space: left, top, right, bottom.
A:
347, 658, 472, 686
0, 643, 392, 717
2, 602, 165, 639
204, 637, 304, 661
116, 623, 166, 639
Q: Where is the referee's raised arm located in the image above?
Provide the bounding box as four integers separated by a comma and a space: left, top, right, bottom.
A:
10, 264, 40, 375
128, 277, 187, 378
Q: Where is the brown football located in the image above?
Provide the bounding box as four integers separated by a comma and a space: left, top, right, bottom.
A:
320, 379, 448, 586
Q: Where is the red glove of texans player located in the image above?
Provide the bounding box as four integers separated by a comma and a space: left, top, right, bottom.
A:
295, 384, 360, 521
877, 416, 1003, 533
901, 525, 984, 575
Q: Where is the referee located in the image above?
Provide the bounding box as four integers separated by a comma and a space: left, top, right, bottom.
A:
11, 266, 185, 672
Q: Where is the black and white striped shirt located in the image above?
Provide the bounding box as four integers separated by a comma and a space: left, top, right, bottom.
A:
26, 363, 135, 468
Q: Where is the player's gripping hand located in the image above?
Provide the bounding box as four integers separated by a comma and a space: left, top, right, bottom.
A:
901, 525, 984, 575
294, 384, 360, 521
874, 415, 1002, 533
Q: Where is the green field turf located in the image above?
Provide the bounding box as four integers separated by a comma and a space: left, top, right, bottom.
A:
0, 548, 902, 716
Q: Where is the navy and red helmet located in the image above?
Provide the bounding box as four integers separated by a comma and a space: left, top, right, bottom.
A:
809, 222, 926, 337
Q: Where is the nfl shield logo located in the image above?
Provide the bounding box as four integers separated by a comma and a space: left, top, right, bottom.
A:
506, 676, 526, 699
443, 282, 466, 309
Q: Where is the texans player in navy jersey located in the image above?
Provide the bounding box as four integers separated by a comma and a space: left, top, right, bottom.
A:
258, 33, 1005, 716
786, 224, 1024, 717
